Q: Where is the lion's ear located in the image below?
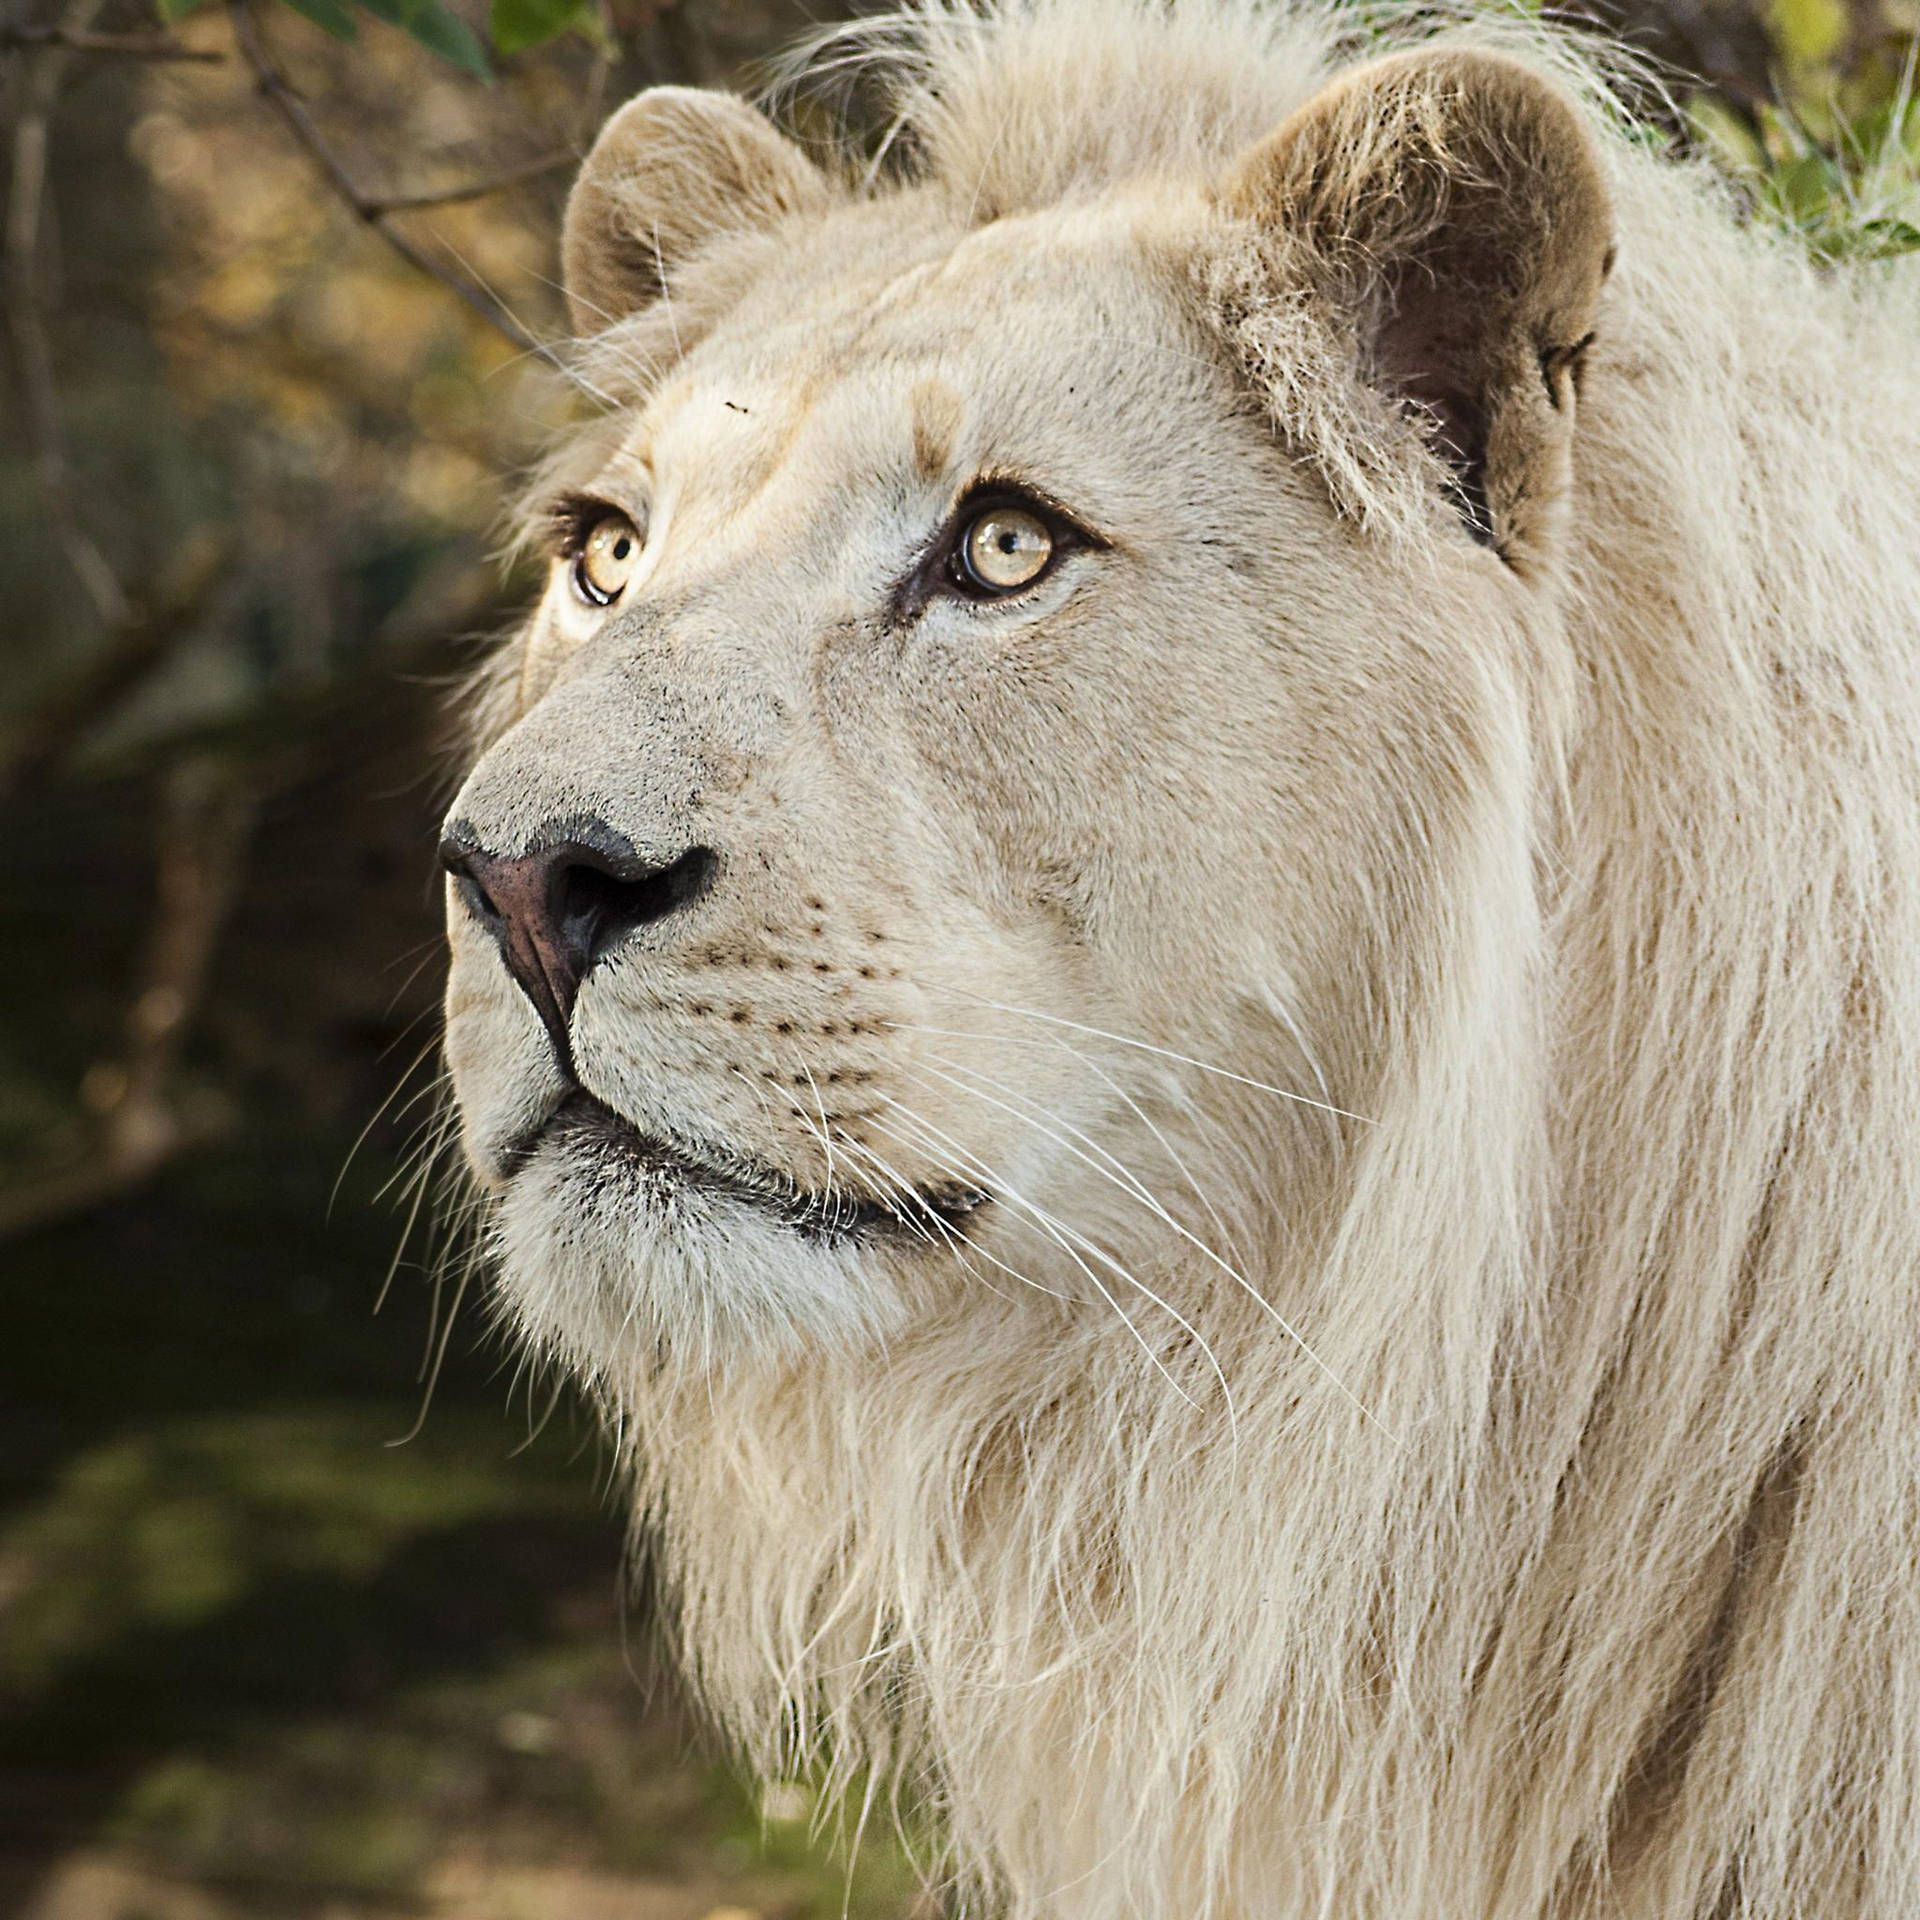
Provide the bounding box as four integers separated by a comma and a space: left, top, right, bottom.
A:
1220, 49, 1613, 563
562, 88, 832, 338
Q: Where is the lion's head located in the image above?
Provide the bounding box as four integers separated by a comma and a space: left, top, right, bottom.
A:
444, 21, 1606, 1380
439, 5, 1920, 1915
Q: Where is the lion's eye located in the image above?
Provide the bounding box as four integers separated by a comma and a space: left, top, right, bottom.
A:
956, 505, 1055, 595
572, 511, 642, 606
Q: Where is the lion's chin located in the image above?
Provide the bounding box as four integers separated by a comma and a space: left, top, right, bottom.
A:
485, 1094, 948, 1374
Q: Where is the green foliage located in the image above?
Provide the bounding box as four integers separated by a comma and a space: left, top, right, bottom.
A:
1690, 76, 1920, 261
277, 0, 364, 40
154, 0, 599, 64
490, 0, 594, 56
1768, 0, 1853, 68
154, 0, 492, 72
359, 0, 492, 72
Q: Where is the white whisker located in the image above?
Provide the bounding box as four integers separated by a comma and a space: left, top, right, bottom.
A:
800, 1061, 840, 1195
903, 1054, 1390, 1438
910, 991, 1371, 1125
334, 1039, 444, 1219
862, 1110, 1074, 1303
874, 1097, 1232, 1419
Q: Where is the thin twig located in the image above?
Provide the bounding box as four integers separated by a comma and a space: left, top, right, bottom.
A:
364, 149, 575, 213
0, 24, 224, 60
227, 0, 552, 359
575, 0, 616, 140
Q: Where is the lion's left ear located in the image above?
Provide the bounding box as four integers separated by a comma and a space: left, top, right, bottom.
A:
1219, 49, 1613, 565
562, 88, 833, 338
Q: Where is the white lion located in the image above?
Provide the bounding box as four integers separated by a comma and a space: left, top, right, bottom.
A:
438, 3, 1920, 1912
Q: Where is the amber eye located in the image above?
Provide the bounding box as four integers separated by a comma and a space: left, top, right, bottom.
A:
955, 504, 1055, 595
572, 512, 642, 606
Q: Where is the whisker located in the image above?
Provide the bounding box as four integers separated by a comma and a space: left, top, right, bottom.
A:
800, 1061, 839, 1196
874, 1097, 1229, 1416
370, 1075, 459, 1207
909, 991, 1371, 1125
507, 1369, 569, 1458
903, 1055, 1390, 1438
998, 1024, 1255, 1274
375, 1138, 443, 1317
648, 219, 683, 359
331, 1039, 443, 1220
834, 1120, 1056, 1315
909, 1054, 1161, 1211
863, 1109, 1077, 1304
389, 1226, 483, 1447
904, 1027, 1250, 1269
829, 1132, 952, 1252
380, 945, 448, 1021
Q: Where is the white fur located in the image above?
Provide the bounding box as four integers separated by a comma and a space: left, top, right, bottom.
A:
442, 4, 1920, 1914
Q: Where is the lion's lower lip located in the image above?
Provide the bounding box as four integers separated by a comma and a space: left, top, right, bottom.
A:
523, 1091, 986, 1244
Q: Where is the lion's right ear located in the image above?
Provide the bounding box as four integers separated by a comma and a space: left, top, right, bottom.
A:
1213, 50, 1613, 567
562, 89, 832, 338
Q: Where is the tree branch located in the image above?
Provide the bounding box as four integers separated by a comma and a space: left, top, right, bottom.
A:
227, 0, 554, 360
0, 23, 223, 60
363, 149, 575, 214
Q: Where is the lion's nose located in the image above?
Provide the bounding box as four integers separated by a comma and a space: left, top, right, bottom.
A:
441, 824, 716, 1064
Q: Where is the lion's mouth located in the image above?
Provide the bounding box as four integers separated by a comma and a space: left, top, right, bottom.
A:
516, 1091, 987, 1245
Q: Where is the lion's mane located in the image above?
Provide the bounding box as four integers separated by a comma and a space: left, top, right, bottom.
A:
501, 6, 1920, 1914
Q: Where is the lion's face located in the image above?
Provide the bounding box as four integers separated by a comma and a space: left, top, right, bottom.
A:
444, 65, 1606, 1377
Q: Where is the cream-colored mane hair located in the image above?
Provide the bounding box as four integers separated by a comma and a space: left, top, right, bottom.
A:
439, 4, 1920, 1914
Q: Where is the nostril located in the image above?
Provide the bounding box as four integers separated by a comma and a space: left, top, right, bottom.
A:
459, 873, 504, 929
561, 845, 717, 963
439, 839, 504, 930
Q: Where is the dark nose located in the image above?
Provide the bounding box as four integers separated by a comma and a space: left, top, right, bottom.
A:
441, 823, 716, 1066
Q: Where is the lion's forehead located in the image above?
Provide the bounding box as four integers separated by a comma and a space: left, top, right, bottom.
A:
711, 190, 1166, 347
623, 215, 1214, 554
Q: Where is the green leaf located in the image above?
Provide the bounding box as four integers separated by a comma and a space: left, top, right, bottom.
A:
1856, 218, 1920, 258
275, 0, 359, 39
1766, 149, 1844, 224
489, 0, 587, 56
156, 0, 211, 23
360, 0, 491, 74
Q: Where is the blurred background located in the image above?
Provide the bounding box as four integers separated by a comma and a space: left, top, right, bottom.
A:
0, 0, 1912, 1913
